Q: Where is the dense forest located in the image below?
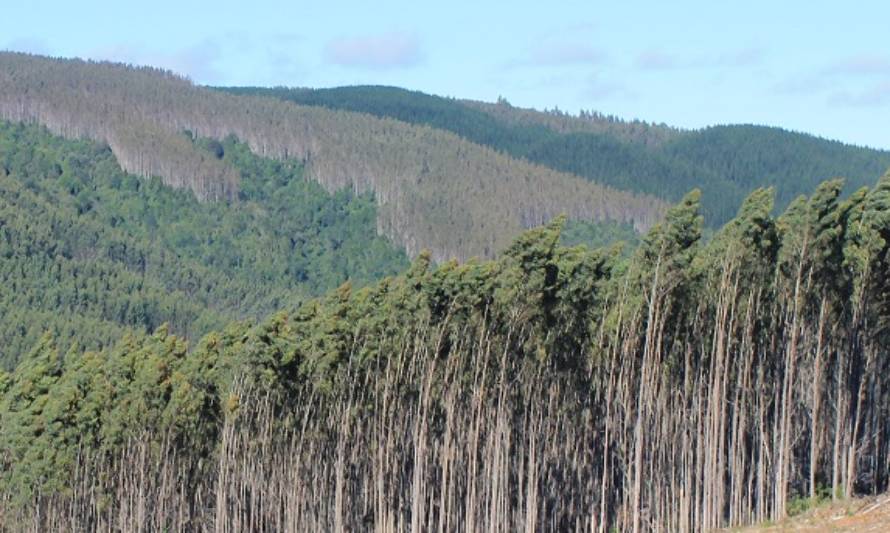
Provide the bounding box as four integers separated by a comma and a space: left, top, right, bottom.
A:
0, 52, 663, 262
230, 85, 890, 225
2, 51, 890, 533
1, 170, 888, 531
0, 120, 408, 369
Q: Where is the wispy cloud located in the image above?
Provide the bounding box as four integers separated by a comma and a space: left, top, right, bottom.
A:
264, 51, 307, 86
582, 74, 635, 100
773, 54, 890, 102
717, 48, 765, 68
324, 33, 423, 69
824, 54, 890, 76
634, 47, 765, 71
634, 50, 678, 70
270, 33, 302, 47
516, 72, 632, 102
772, 74, 831, 95
828, 81, 890, 108
526, 42, 606, 67
539, 21, 599, 39
89, 40, 225, 83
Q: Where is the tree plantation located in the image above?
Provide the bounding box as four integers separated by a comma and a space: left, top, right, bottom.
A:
0, 53, 664, 262
230, 85, 890, 227
2, 49, 890, 533
0, 120, 408, 369
1, 172, 888, 531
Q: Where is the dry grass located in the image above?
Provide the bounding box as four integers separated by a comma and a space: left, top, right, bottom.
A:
723, 494, 890, 532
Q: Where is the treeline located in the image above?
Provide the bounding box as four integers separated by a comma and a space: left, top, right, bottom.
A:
0, 52, 664, 261
221, 85, 677, 150
236, 85, 890, 225
464, 98, 678, 145
1, 173, 888, 531
0, 120, 407, 368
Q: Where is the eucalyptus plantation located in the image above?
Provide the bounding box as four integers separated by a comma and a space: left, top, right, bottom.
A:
1, 174, 888, 532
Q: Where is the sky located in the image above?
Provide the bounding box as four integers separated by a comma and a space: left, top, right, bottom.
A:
3, 0, 889, 149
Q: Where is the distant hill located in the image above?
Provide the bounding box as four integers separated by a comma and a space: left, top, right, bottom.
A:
0, 53, 663, 262
229, 85, 890, 225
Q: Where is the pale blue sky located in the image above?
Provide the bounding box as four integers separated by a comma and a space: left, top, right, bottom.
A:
3, 0, 889, 148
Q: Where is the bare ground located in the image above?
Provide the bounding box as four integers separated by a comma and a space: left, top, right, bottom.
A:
723, 494, 890, 532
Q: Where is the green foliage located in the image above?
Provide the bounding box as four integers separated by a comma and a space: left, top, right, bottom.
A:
3, 54, 890, 530
559, 219, 639, 252
0, 121, 408, 368
0, 211, 621, 502
786, 488, 830, 517
844, 171, 890, 321
717, 187, 779, 262
637, 189, 704, 287
0, 334, 64, 500
1, 175, 889, 529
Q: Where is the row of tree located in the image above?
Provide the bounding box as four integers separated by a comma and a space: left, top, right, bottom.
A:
1, 172, 887, 531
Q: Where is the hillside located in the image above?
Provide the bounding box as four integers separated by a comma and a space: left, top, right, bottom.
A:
2, 51, 890, 533
0, 120, 408, 368
232, 85, 890, 225
0, 52, 664, 262
1, 173, 888, 531
0, 118, 635, 370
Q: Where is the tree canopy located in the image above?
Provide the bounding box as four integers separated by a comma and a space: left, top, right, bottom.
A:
2, 173, 888, 531
0, 120, 407, 369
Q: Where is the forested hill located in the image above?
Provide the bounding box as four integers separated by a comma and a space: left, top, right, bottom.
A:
228, 85, 890, 225
0, 120, 408, 369
0, 52, 664, 262
2, 172, 888, 531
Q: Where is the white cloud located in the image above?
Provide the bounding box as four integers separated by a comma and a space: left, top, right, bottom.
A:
634, 50, 678, 70
324, 33, 423, 69
527, 43, 607, 67
828, 81, 890, 108
634, 47, 765, 71
582, 74, 635, 100
773, 54, 890, 102
824, 55, 890, 76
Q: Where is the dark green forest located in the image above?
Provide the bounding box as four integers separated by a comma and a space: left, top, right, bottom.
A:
2, 168, 888, 531
0, 121, 408, 369
226, 85, 890, 225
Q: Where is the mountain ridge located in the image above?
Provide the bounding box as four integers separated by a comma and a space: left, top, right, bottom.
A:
0, 52, 664, 262
231, 84, 890, 225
